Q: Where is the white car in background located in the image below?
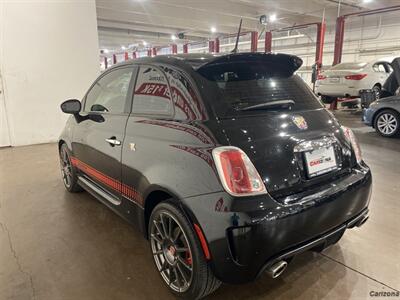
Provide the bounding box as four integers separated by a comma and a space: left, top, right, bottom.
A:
316, 60, 392, 104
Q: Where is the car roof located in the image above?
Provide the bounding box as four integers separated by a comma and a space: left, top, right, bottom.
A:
109, 52, 303, 73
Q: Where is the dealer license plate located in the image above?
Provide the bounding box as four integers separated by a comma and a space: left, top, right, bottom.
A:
304, 146, 337, 178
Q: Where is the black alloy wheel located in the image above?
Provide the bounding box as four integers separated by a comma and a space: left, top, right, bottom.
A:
150, 210, 194, 292
149, 202, 221, 299
59, 144, 82, 192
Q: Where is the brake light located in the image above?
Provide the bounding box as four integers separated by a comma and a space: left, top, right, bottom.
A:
345, 74, 367, 80
212, 146, 267, 196
317, 74, 326, 80
342, 126, 362, 163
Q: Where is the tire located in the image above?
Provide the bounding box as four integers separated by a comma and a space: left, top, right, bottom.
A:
372, 84, 381, 100
59, 143, 83, 192
374, 109, 400, 137
149, 202, 221, 299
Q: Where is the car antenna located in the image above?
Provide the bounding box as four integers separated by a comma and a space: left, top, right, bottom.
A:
231, 18, 242, 53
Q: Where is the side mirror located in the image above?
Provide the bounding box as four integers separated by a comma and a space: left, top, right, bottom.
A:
61, 99, 81, 114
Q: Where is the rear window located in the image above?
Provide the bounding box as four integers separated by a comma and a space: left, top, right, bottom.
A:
331, 62, 367, 70
197, 61, 322, 118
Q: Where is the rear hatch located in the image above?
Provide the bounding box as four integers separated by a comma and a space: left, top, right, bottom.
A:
197, 53, 354, 200
217, 111, 353, 200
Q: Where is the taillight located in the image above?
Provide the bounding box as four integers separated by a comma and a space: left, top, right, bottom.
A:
317, 74, 326, 80
212, 146, 267, 197
342, 126, 362, 163
345, 74, 367, 80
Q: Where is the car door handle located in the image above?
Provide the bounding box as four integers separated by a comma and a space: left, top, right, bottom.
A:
105, 137, 121, 146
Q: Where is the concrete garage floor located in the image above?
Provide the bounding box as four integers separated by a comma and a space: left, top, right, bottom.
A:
1, 112, 399, 300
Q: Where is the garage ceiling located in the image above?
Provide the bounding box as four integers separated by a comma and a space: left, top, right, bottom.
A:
96, 0, 399, 52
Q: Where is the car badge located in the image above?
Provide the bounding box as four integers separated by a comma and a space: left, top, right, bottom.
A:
129, 143, 136, 151
292, 115, 308, 130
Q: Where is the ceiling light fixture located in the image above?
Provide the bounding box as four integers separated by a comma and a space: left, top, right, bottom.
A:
211, 26, 216, 33
121, 45, 126, 50
363, 0, 373, 3
171, 35, 177, 41
103, 49, 109, 54
143, 41, 147, 46
269, 14, 277, 22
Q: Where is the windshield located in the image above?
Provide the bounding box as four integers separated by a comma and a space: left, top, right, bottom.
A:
197, 61, 323, 118
331, 62, 367, 70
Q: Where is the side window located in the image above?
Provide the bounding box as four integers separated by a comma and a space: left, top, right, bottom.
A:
84, 67, 133, 113
373, 63, 386, 73
161, 66, 208, 120
132, 66, 173, 115
378, 64, 386, 73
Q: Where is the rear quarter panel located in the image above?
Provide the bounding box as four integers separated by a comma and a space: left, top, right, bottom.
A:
121, 117, 226, 206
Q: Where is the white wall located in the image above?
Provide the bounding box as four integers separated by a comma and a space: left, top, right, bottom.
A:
0, 0, 100, 146
0, 73, 11, 147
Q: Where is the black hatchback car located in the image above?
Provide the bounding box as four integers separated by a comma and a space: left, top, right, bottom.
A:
59, 53, 372, 299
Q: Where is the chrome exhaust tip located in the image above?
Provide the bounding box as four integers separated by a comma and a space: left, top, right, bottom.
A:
266, 260, 288, 279
357, 215, 369, 227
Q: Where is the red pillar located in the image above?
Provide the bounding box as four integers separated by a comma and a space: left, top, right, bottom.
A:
333, 16, 345, 65
147, 49, 152, 57
104, 57, 108, 69
214, 38, 220, 53
124, 52, 129, 61
183, 43, 189, 54
264, 31, 272, 53
315, 22, 326, 69
152, 47, 157, 56
171, 44, 178, 54
208, 40, 215, 53
132, 52, 137, 59
250, 31, 258, 52
112, 54, 117, 64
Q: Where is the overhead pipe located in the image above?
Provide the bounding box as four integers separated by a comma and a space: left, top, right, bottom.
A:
333, 5, 400, 65
266, 22, 326, 69
190, 34, 305, 52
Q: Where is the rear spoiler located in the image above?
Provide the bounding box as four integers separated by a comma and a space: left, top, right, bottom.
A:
195, 53, 303, 74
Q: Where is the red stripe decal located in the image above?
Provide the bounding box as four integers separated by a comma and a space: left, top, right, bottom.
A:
71, 157, 143, 205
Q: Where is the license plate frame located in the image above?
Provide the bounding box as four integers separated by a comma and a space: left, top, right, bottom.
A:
304, 146, 338, 178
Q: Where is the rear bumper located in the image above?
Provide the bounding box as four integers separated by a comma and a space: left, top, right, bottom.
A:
316, 85, 360, 97
363, 107, 377, 126
183, 165, 372, 284
256, 208, 368, 279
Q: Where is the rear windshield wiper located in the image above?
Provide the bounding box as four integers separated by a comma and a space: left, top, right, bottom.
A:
236, 99, 295, 111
